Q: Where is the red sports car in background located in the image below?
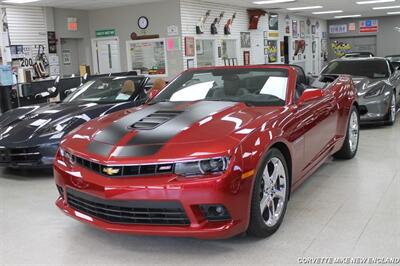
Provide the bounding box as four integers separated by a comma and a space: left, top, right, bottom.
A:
54, 65, 360, 239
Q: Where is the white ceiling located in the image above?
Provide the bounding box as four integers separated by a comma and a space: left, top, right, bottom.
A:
9, 0, 400, 19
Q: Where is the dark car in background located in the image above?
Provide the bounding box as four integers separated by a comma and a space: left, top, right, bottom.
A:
0, 76, 149, 169
321, 58, 400, 125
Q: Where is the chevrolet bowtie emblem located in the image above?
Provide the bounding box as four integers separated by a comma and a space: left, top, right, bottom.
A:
102, 167, 120, 175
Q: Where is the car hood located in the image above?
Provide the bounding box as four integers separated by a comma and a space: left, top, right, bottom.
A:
351, 76, 390, 94
0, 101, 130, 146
62, 101, 282, 163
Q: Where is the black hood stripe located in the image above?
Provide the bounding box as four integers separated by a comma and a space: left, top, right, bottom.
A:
87, 141, 114, 157
89, 101, 236, 158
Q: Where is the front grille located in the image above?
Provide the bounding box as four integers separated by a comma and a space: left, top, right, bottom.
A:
67, 188, 190, 226
72, 154, 174, 178
0, 147, 41, 164
131, 110, 184, 130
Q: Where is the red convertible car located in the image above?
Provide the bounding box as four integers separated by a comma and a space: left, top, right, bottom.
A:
54, 65, 360, 239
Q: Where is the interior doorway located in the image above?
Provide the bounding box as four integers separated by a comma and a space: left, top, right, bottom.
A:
91, 37, 122, 75
60, 38, 80, 76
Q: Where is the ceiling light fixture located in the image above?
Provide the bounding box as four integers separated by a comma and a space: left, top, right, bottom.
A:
2, 0, 40, 3
356, 0, 395, 4
287, 6, 323, 10
253, 0, 296, 4
312, 10, 343, 14
388, 11, 400, 14
334, 14, 362, 18
373, 5, 400, 9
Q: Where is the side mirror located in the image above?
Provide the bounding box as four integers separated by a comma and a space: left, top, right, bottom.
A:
147, 88, 161, 102
298, 88, 324, 106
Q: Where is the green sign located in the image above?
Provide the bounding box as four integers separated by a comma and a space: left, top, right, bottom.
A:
96, 29, 116, 37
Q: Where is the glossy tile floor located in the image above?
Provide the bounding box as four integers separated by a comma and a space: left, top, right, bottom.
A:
1, 122, 399, 266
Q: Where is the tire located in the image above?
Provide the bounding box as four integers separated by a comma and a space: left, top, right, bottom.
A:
333, 105, 360, 160
247, 148, 290, 238
386, 92, 396, 126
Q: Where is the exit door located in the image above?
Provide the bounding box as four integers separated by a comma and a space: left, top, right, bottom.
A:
92, 37, 121, 74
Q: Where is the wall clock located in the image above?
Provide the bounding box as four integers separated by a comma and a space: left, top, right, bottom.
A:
138, 16, 149, 30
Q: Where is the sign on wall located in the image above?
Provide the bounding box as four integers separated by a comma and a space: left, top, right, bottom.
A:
329, 24, 348, 34
96, 29, 116, 38
359, 20, 378, 33
67, 17, 78, 31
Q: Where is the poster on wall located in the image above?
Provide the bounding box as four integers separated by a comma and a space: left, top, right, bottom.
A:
184, 37, 195, 56
331, 40, 352, 58
62, 50, 71, 65
285, 19, 290, 35
294, 40, 305, 56
300, 21, 305, 38
292, 20, 298, 38
127, 39, 168, 76
329, 24, 348, 34
266, 40, 278, 63
311, 25, 316, 35
269, 13, 279, 31
240, 32, 251, 48
359, 19, 378, 33
243, 51, 250, 65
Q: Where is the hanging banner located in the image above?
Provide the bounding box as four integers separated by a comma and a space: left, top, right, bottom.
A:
329, 24, 348, 34
359, 19, 378, 33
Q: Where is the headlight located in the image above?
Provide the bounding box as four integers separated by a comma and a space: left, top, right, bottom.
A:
58, 147, 75, 165
40, 118, 76, 136
365, 87, 384, 98
175, 157, 229, 177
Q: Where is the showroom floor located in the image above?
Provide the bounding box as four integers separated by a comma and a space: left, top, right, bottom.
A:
1, 122, 399, 265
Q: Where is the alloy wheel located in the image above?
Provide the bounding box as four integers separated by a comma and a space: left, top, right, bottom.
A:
349, 110, 359, 153
259, 157, 287, 227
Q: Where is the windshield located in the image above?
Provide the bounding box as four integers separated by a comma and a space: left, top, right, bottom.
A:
153, 68, 289, 106
63, 77, 145, 103
322, 60, 389, 79
386, 56, 400, 62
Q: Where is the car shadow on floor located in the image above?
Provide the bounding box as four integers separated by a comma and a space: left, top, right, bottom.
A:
0, 167, 53, 180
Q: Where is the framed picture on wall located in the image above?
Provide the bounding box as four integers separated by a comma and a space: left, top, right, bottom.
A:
126, 38, 168, 77
184, 37, 195, 56
187, 59, 194, 69
312, 25, 316, 35
300, 21, 305, 38
292, 20, 298, 38
266, 40, 278, 63
269, 13, 279, 31
243, 51, 250, 65
240, 32, 251, 48
196, 40, 204, 55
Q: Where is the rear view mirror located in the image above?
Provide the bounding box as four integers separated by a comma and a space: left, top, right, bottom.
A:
147, 88, 161, 102
298, 88, 324, 106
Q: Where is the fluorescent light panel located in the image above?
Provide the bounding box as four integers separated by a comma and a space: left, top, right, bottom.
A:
334, 14, 362, 18
387, 11, 400, 14
356, 0, 395, 4
254, 0, 296, 4
287, 6, 323, 10
2, 0, 40, 3
313, 10, 343, 14
373, 5, 400, 9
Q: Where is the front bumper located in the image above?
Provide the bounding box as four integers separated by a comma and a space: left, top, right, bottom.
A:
54, 160, 252, 239
0, 143, 58, 168
358, 93, 391, 123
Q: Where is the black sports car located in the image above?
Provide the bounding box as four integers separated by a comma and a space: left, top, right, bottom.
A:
321, 58, 400, 125
0, 76, 149, 168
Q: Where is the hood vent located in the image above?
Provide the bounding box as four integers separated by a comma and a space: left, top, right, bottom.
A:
131, 110, 183, 130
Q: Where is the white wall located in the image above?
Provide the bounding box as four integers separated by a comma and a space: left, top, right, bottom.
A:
88, 0, 183, 79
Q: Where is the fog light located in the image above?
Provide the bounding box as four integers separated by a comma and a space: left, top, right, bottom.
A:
57, 185, 64, 198
199, 204, 231, 221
